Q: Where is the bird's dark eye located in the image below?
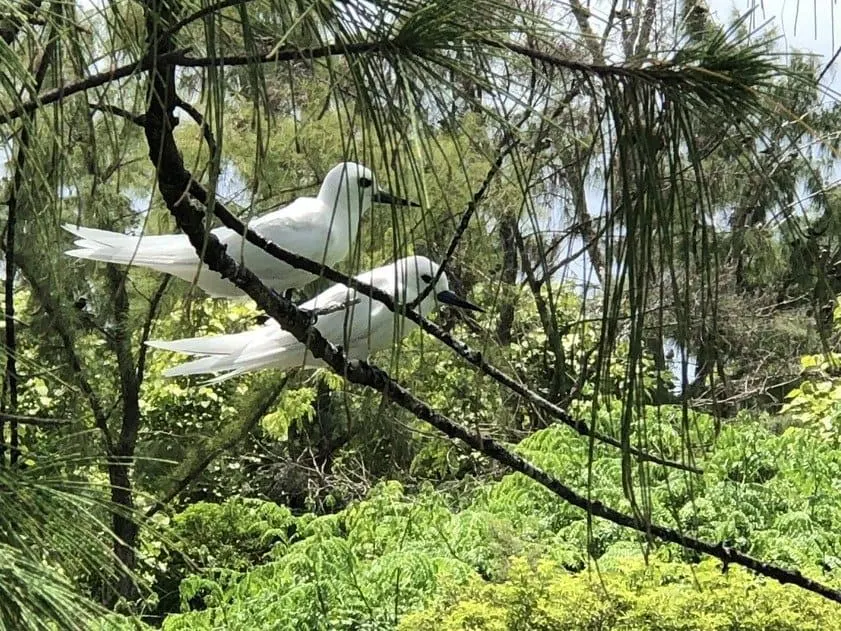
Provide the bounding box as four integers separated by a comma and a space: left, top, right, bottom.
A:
421, 273, 433, 283
359, 177, 373, 188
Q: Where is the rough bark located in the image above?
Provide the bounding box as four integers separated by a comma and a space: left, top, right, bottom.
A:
494, 214, 518, 345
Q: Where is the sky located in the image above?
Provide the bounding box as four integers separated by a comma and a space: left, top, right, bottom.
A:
709, 0, 841, 76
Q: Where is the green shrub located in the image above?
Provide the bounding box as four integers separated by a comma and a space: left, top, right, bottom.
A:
399, 556, 841, 631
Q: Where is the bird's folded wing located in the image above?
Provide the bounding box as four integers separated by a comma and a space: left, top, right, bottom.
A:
248, 197, 328, 234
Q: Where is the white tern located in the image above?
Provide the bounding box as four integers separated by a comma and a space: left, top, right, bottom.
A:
146, 255, 483, 382
62, 162, 418, 298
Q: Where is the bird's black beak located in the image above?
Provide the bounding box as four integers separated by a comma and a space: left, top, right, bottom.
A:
372, 189, 420, 207
436, 290, 484, 312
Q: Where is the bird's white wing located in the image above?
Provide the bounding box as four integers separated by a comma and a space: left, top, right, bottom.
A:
212, 197, 358, 296
232, 197, 350, 257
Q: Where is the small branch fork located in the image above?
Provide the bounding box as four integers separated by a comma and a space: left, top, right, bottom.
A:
136, 10, 841, 604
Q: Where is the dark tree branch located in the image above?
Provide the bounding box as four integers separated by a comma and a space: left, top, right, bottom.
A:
0, 41, 391, 124
495, 212, 518, 345
819, 45, 841, 83
2, 17, 58, 465
1, 36, 760, 126
3, 144, 20, 465
514, 224, 573, 400
188, 176, 698, 473
0, 0, 44, 45
103, 227, 143, 605
89, 103, 146, 126
143, 96, 841, 602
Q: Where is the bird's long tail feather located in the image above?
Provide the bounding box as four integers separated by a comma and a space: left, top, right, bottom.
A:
146, 326, 309, 381
62, 224, 196, 269
146, 330, 260, 357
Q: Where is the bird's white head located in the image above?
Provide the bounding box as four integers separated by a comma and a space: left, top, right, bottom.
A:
317, 162, 419, 229
398, 255, 484, 317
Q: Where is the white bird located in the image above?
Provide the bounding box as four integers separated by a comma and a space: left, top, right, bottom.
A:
62, 162, 417, 298
146, 255, 482, 382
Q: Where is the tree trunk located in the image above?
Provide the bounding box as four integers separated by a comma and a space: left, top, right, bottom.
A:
495, 214, 519, 344
105, 266, 142, 603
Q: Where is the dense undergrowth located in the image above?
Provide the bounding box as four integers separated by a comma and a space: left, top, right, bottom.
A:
95, 396, 841, 630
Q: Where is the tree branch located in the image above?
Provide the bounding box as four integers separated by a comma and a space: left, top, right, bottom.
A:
136, 277, 170, 387
175, 98, 218, 169
188, 177, 698, 473
89, 103, 146, 126
139, 38, 841, 599
1, 36, 765, 126
163, 0, 256, 37
514, 221, 571, 399
409, 126, 521, 310
0, 412, 71, 426
2, 16, 58, 464
0, 41, 390, 124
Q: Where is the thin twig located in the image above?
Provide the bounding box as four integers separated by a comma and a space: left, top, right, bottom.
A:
409, 127, 522, 309
175, 98, 218, 167
89, 103, 146, 126
305, 297, 362, 320
0, 412, 71, 426
136, 276, 170, 386
818, 45, 841, 83
163, 0, 257, 37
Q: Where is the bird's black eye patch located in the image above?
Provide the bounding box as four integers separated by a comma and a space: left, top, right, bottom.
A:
359, 177, 373, 188
421, 273, 433, 283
